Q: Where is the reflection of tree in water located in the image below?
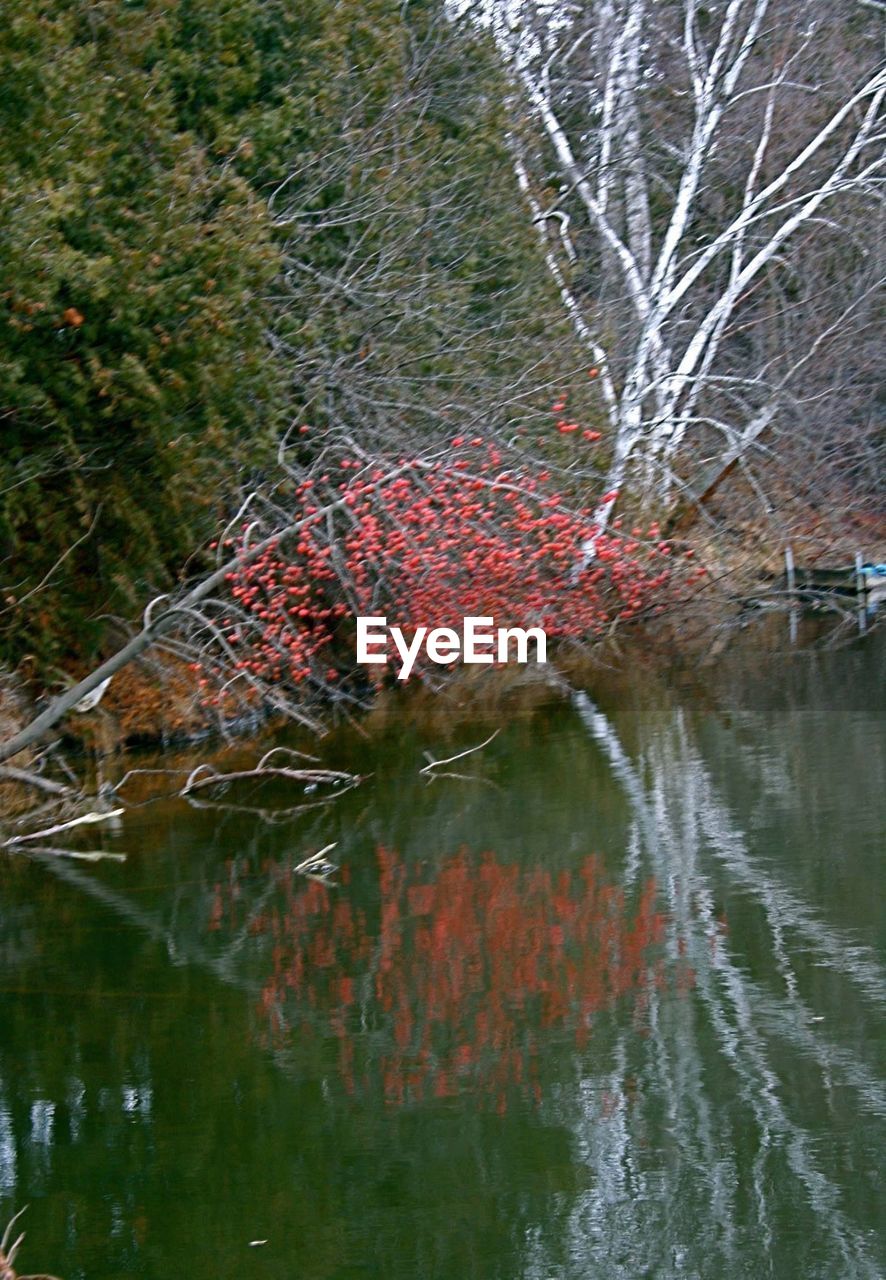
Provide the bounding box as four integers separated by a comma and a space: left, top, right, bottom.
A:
206, 846, 682, 1109
547, 691, 886, 1280
3, 643, 883, 1279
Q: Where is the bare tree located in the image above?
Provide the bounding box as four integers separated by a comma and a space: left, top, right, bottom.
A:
464, 0, 885, 540
264, 9, 581, 463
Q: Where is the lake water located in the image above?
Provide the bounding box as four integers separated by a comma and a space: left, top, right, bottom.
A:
1, 631, 884, 1279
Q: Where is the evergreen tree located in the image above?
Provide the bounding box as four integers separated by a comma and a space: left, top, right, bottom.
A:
0, 1, 581, 671
0, 3, 282, 663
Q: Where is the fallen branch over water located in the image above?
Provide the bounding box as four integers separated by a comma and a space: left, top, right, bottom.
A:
181, 763, 358, 795
2, 749, 359, 864
181, 746, 360, 797
0, 462, 428, 766
106, 749, 362, 820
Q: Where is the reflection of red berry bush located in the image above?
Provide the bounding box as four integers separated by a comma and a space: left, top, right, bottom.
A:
235, 845, 676, 1108
208, 442, 704, 692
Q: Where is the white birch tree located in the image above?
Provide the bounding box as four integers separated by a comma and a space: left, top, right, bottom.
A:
463, 0, 886, 542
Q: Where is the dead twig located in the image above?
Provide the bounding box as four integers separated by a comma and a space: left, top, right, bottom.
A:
293, 841, 339, 884
0, 767, 70, 797
256, 746, 321, 767
419, 729, 500, 777
110, 749, 328, 807
180, 764, 358, 795
4, 810, 124, 848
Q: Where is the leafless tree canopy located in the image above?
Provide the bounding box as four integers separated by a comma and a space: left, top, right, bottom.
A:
464, 0, 885, 532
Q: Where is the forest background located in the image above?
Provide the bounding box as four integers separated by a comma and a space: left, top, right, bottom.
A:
1, 0, 882, 740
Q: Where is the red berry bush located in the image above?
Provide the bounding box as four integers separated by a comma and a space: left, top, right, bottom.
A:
194, 436, 704, 702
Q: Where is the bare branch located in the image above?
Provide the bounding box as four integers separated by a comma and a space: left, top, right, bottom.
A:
419, 729, 500, 775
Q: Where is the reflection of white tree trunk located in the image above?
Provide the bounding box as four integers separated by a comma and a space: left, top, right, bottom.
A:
554, 690, 885, 1277
467, 0, 886, 529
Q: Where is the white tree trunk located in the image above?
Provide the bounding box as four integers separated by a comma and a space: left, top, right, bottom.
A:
470, 0, 886, 533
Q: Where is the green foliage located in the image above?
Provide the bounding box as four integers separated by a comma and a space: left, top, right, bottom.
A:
0, 0, 582, 672
0, 3, 282, 663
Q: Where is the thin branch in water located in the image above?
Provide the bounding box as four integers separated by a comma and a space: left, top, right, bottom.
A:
419, 729, 500, 776
180, 765, 359, 795
293, 841, 339, 884
23, 846, 127, 863
5, 809, 124, 847
256, 746, 321, 768
422, 770, 503, 790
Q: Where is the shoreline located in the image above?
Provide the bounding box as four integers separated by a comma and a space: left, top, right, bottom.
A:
1, 592, 878, 823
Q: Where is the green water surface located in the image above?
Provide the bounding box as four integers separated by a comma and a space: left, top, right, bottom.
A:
1, 633, 884, 1279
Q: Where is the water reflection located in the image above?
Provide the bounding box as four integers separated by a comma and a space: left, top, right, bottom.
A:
0, 638, 883, 1279
548, 688, 886, 1279
231, 846, 676, 1109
